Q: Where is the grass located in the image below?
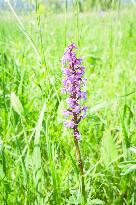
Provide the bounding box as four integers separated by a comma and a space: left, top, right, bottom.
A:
0, 4, 136, 205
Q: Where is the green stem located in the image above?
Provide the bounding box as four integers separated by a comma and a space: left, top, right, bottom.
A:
74, 136, 86, 203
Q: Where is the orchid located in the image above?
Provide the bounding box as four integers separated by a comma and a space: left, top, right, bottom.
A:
62, 43, 87, 140
61, 43, 87, 201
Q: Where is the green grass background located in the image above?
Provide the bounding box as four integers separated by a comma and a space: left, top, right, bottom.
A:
0, 4, 136, 205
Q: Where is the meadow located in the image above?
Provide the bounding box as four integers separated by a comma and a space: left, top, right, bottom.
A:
0, 3, 136, 205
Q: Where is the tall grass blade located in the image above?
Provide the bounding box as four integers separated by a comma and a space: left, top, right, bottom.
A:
32, 102, 46, 204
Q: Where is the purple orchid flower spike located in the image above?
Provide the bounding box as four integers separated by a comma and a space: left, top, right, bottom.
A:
62, 43, 87, 140
61, 43, 87, 201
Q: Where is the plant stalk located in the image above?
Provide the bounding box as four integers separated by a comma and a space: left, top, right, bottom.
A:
73, 131, 86, 202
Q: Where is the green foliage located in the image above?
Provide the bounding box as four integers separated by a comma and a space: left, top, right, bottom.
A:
89, 199, 105, 204
101, 130, 118, 167
81, 0, 121, 11
10, 92, 24, 115
0, 3, 136, 205
119, 147, 136, 175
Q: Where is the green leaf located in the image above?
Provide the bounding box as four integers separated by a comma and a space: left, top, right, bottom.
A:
32, 102, 46, 204
0, 165, 5, 180
57, 100, 64, 124
118, 161, 136, 168
90, 102, 108, 113
101, 131, 118, 167
90, 199, 105, 204
10, 92, 23, 115
121, 164, 136, 175
129, 147, 136, 155
0, 137, 3, 153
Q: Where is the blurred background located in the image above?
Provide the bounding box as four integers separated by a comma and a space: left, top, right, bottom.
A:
0, 0, 134, 12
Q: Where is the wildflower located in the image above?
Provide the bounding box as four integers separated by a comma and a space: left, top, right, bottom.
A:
62, 43, 87, 140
